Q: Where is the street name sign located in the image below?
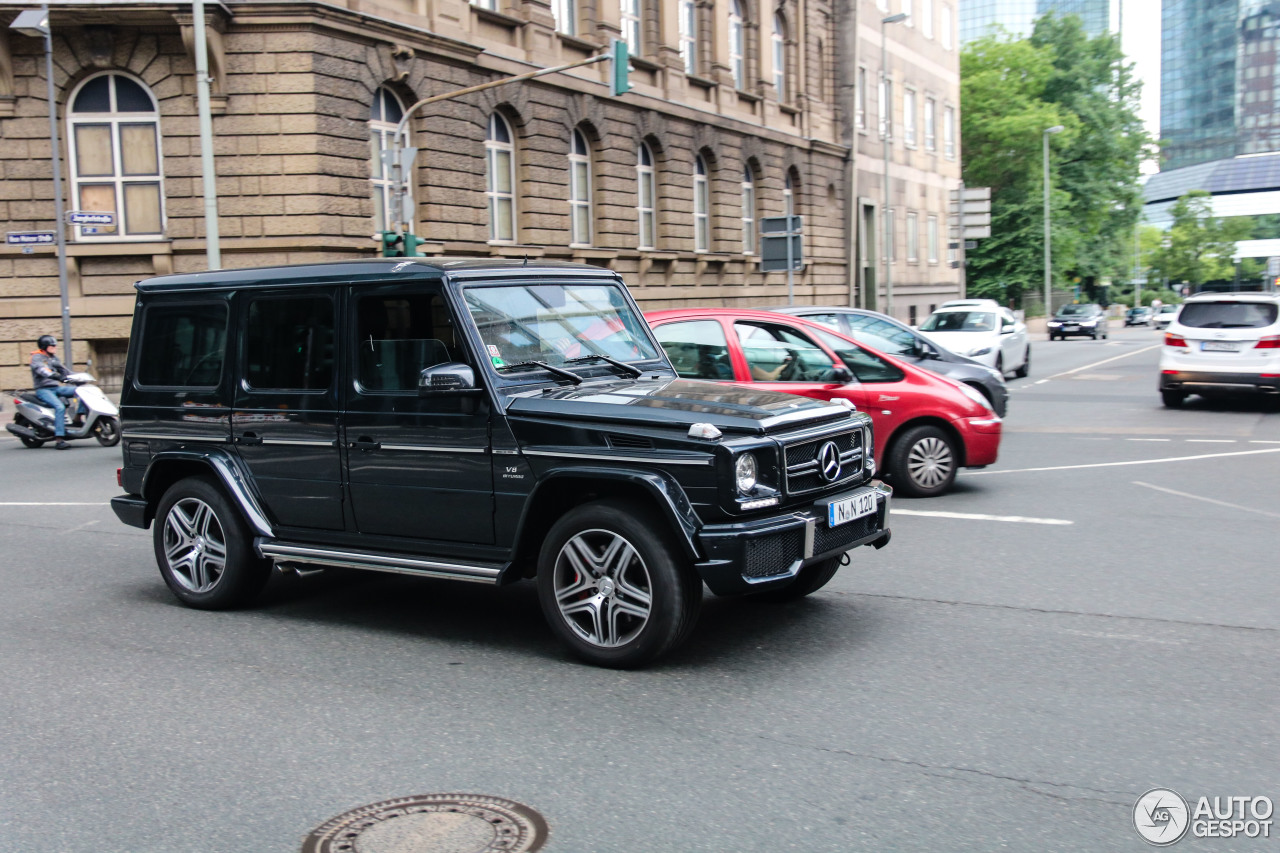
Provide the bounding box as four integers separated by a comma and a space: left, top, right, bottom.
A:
67, 211, 114, 226
6, 231, 55, 246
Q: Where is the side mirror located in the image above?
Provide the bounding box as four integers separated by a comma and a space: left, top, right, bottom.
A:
418, 362, 480, 395
831, 366, 854, 384
916, 340, 940, 360
1000, 325, 1015, 335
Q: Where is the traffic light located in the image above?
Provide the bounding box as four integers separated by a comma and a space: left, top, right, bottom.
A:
378, 231, 404, 257
610, 38, 631, 97
403, 233, 427, 257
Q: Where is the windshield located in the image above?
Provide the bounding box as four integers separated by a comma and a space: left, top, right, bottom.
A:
919, 311, 996, 333
1177, 301, 1277, 328
1056, 304, 1095, 317
464, 281, 661, 373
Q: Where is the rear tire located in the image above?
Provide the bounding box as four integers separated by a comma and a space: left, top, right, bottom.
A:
889, 425, 958, 498
1161, 390, 1186, 409
19, 436, 44, 449
153, 476, 270, 610
750, 556, 843, 603
1013, 346, 1030, 378
537, 500, 701, 668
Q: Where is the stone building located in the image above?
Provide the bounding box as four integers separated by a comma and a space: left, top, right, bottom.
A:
0, 0, 958, 390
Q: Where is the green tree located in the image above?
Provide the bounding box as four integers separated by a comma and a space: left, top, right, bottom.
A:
960, 15, 1153, 310
1150, 191, 1253, 287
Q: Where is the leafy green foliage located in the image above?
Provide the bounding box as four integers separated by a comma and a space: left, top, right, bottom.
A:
1149, 191, 1253, 286
960, 15, 1153, 311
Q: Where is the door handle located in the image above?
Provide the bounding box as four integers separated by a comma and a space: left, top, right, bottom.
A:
351, 437, 382, 452
236, 432, 263, 446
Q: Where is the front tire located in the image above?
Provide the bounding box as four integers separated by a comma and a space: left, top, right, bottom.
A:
1014, 346, 1030, 378
153, 476, 270, 610
94, 417, 121, 447
750, 556, 843, 603
889, 425, 958, 498
537, 500, 701, 668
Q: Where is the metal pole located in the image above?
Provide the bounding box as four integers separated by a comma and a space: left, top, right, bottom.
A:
881, 24, 892, 319
40, 7, 72, 365
786, 215, 795, 305
1043, 130, 1051, 318
1132, 216, 1140, 307
192, 0, 220, 269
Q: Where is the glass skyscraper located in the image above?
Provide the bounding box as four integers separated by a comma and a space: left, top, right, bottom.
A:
960, 0, 1115, 44
1161, 0, 1280, 171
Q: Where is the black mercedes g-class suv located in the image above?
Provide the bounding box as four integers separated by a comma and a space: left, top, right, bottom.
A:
110, 259, 891, 666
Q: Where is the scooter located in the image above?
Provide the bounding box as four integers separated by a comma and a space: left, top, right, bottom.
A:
6, 373, 121, 448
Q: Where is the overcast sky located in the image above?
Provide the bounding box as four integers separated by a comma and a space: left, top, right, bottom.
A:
1119, 0, 1162, 141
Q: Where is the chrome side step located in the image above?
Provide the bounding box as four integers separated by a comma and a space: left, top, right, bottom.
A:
256, 540, 505, 584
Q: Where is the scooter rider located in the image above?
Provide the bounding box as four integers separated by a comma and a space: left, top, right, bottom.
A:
30, 335, 86, 450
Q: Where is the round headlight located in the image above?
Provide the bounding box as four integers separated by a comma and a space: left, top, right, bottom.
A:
735, 453, 758, 494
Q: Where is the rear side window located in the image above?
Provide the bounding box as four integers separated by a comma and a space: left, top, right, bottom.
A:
245, 296, 335, 391
653, 320, 733, 379
137, 302, 227, 387
1178, 301, 1278, 329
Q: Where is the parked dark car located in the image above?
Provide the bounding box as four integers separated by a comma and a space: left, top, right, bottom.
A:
1047, 303, 1110, 340
109, 259, 891, 668
763, 305, 1009, 416
1125, 306, 1153, 327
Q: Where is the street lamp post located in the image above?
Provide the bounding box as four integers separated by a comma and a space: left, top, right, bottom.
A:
11, 7, 72, 365
1042, 124, 1064, 319
881, 12, 908, 319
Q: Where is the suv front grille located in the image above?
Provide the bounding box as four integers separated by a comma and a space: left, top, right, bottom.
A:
783, 429, 863, 495
744, 528, 804, 578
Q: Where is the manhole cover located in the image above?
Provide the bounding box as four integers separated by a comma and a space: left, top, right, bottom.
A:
301, 794, 549, 853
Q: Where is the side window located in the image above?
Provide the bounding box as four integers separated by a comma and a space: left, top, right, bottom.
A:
846, 317, 917, 357
653, 320, 733, 379
734, 322, 835, 382
356, 291, 461, 392
802, 313, 843, 331
137, 303, 227, 388
245, 297, 335, 391
813, 328, 905, 383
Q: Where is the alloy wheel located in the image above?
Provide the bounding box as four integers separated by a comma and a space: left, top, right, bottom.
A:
907, 436, 955, 490
162, 497, 229, 593
553, 528, 653, 648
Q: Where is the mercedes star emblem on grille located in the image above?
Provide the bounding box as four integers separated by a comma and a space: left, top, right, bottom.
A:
818, 440, 842, 482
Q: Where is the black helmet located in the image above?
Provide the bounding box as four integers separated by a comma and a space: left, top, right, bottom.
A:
37, 335, 56, 351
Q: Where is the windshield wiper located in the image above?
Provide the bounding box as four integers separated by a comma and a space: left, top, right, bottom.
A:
565, 354, 645, 378
498, 360, 583, 384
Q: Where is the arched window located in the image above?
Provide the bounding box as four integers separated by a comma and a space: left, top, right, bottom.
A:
679, 0, 697, 75
693, 154, 710, 252
772, 13, 787, 100
637, 143, 656, 249
486, 113, 516, 243
620, 0, 643, 54
741, 165, 757, 254
68, 72, 164, 240
369, 87, 409, 234
569, 129, 592, 247
729, 0, 746, 90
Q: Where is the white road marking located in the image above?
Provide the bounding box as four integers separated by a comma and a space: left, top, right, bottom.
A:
967, 446, 1280, 476
1034, 379, 1050, 385
1186, 439, 1236, 444
0, 502, 103, 506
1132, 481, 1280, 519
1033, 344, 1161, 385
1127, 438, 1171, 442
894, 509, 1073, 525
1251, 440, 1280, 444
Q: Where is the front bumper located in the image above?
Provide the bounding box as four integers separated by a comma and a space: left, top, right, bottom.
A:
959, 417, 1002, 467
1159, 370, 1280, 396
1048, 324, 1099, 336
693, 480, 891, 595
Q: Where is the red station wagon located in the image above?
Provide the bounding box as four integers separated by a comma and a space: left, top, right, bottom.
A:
647, 309, 1003, 497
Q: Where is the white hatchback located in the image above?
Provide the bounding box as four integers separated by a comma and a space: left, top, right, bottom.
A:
1158, 292, 1280, 407
918, 306, 1030, 378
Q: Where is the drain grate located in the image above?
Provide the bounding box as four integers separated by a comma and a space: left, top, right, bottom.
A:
301, 794, 549, 853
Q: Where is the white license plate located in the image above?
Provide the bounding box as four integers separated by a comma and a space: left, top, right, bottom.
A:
1201, 341, 1240, 352
828, 490, 877, 527
1063, 325, 1078, 331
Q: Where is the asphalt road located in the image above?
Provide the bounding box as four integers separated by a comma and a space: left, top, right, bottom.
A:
2, 325, 1277, 852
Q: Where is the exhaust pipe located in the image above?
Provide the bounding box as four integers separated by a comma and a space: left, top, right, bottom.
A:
5, 422, 41, 441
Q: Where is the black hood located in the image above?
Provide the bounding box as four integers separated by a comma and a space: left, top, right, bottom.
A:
505, 377, 850, 434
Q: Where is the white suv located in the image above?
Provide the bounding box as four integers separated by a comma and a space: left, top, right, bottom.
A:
1158, 291, 1280, 407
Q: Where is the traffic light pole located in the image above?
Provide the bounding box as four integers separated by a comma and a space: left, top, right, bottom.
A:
386, 44, 627, 241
